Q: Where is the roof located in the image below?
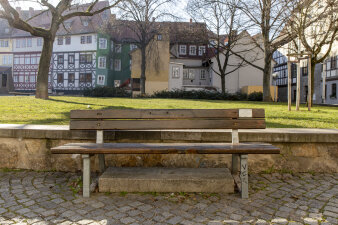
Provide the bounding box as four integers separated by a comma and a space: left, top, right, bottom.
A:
109, 19, 209, 45
10, 1, 111, 38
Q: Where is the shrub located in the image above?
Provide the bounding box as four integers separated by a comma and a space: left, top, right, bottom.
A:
83, 86, 131, 97
248, 92, 263, 101
150, 89, 248, 101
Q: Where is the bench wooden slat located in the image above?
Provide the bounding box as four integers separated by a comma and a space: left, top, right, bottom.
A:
70, 109, 265, 119
51, 142, 280, 154
70, 119, 266, 130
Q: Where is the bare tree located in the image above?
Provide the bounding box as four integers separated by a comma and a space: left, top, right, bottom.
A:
237, 0, 297, 101
287, 0, 338, 104
187, 0, 263, 94
116, 0, 175, 95
0, 0, 120, 99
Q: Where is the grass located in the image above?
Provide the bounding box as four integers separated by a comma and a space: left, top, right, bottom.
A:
0, 96, 337, 128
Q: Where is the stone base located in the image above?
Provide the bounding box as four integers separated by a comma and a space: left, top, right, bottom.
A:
99, 167, 234, 193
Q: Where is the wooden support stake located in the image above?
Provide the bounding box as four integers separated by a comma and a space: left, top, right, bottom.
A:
308, 57, 312, 111
287, 59, 292, 111
96, 130, 106, 173
322, 63, 326, 104
82, 154, 91, 198
296, 60, 301, 111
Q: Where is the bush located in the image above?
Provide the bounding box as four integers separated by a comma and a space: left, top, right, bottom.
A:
248, 92, 263, 101
150, 89, 248, 101
83, 86, 131, 97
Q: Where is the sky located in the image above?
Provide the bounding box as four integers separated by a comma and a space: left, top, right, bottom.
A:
12, 0, 191, 22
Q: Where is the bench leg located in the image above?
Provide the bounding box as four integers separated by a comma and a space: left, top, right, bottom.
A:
240, 154, 249, 198
232, 154, 239, 175
82, 154, 91, 198
96, 130, 106, 173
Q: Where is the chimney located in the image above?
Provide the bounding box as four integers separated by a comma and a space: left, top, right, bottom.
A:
29, 7, 34, 17
190, 18, 192, 23
152, 17, 155, 22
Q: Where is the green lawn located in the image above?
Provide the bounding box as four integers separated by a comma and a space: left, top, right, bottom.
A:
0, 96, 337, 128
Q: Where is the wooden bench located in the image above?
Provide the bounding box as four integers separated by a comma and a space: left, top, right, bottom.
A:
9, 91, 34, 96
51, 109, 280, 198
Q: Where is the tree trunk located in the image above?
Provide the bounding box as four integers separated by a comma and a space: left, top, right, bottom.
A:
35, 37, 53, 99
140, 46, 146, 95
221, 74, 226, 94
263, 49, 272, 102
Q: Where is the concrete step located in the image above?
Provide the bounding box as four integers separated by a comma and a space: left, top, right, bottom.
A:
99, 167, 234, 193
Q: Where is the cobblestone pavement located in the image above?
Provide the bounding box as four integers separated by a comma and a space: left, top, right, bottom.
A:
0, 171, 337, 225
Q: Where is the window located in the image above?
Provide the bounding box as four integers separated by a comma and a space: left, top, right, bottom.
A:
14, 58, 19, 64
68, 73, 75, 84
2, 56, 7, 64
57, 73, 63, 84
86, 35, 92, 44
97, 75, 105, 85
65, 36, 71, 45
200, 70, 206, 79
301, 60, 308, 76
57, 55, 64, 64
25, 75, 30, 83
4, 40, 8, 47
80, 73, 92, 83
331, 83, 337, 98
179, 45, 186, 55
189, 69, 195, 79
21, 39, 26, 48
98, 56, 106, 69
189, 46, 196, 55
81, 36, 85, 44
114, 80, 121, 87
157, 34, 162, 40
31, 57, 37, 64
68, 55, 75, 64
0, 40, 8, 47
16, 39, 20, 48
80, 54, 92, 64
57, 37, 63, 45
27, 38, 32, 47
183, 69, 189, 79
198, 46, 206, 56
130, 44, 137, 51
172, 66, 180, 78
37, 38, 43, 46
83, 20, 89, 26
111, 41, 114, 50
99, 38, 107, 49
115, 44, 121, 53
25, 57, 30, 64
114, 59, 121, 71
330, 56, 337, 70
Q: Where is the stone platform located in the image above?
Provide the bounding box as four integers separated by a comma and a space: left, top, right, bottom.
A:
99, 167, 234, 193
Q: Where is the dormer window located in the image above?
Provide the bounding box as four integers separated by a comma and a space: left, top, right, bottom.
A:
5, 28, 9, 33
157, 34, 162, 40
189, 45, 196, 55
179, 45, 186, 55
64, 21, 72, 29
83, 20, 89, 26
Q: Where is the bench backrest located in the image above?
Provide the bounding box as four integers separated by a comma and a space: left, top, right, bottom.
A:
70, 109, 265, 130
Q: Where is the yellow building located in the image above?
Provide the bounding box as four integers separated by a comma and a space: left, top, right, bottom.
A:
0, 38, 13, 67
130, 35, 170, 95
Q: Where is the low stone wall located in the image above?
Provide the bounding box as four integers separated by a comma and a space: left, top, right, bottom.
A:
0, 124, 337, 173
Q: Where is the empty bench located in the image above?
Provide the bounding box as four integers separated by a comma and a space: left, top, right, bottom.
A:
51, 109, 280, 198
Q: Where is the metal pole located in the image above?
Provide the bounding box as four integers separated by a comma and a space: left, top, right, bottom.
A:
307, 56, 312, 111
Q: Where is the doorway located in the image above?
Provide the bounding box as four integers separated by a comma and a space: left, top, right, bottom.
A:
2, 74, 7, 87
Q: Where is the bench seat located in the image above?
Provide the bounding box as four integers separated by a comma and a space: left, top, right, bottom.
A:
51, 142, 280, 154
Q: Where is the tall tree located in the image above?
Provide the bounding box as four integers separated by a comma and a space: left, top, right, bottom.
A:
237, 0, 297, 101
116, 0, 175, 95
187, 0, 262, 94
287, 0, 338, 104
0, 0, 120, 99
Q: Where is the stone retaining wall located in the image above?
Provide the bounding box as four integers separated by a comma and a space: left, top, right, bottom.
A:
0, 125, 337, 173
